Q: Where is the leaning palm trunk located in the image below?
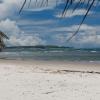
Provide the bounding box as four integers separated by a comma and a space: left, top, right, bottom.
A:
0, 38, 4, 51
0, 31, 8, 51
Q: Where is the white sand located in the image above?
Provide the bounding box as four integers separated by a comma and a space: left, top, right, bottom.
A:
0, 60, 100, 100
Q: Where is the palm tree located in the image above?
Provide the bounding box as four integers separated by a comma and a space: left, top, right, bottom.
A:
19, 0, 98, 41
0, 31, 9, 51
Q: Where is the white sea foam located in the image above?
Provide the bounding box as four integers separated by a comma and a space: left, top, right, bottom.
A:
90, 51, 97, 53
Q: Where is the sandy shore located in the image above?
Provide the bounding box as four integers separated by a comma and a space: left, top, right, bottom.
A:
0, 60, 100, 100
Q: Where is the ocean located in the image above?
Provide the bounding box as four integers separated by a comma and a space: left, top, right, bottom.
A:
0, 46, 100, 61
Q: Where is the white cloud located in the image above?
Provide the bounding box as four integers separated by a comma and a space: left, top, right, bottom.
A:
52, 24, 100, 33
0, 18, 99, 48
0, 18, 20, 34
0, 0, 62, 19
0, 0, 23, 19
17, 19, 55, 26
8, 34, 45, 46
55, 9, 92, 18
53, 24, 100, 48
0, 19, 45, 46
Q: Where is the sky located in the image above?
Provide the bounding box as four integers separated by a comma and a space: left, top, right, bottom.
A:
0, 0, 100, 48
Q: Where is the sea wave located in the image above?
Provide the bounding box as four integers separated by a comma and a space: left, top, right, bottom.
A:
44, 50, 64, 53
90, 51, 97, 53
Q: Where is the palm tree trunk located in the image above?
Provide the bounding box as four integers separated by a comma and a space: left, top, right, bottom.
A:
0, 34, 6, 52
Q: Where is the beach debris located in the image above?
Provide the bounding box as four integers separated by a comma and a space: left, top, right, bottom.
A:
51, 70, 100, 74
43, 91, 55, 94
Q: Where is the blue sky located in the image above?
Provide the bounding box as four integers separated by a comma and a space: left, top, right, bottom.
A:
0, 0, 100, 48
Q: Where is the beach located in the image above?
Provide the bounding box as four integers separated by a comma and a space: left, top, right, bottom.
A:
0, 60, 100, 100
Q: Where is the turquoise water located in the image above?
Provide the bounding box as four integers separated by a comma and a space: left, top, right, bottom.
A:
0, 47, 100, 61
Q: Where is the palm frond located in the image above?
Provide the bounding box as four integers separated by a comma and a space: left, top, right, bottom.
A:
19, 0, 27, 14
67, 0, 96, 41
19, 0, 98, 41
0, 31, 9, 39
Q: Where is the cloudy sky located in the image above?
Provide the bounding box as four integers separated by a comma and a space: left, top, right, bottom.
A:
0, 0, 100, 48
